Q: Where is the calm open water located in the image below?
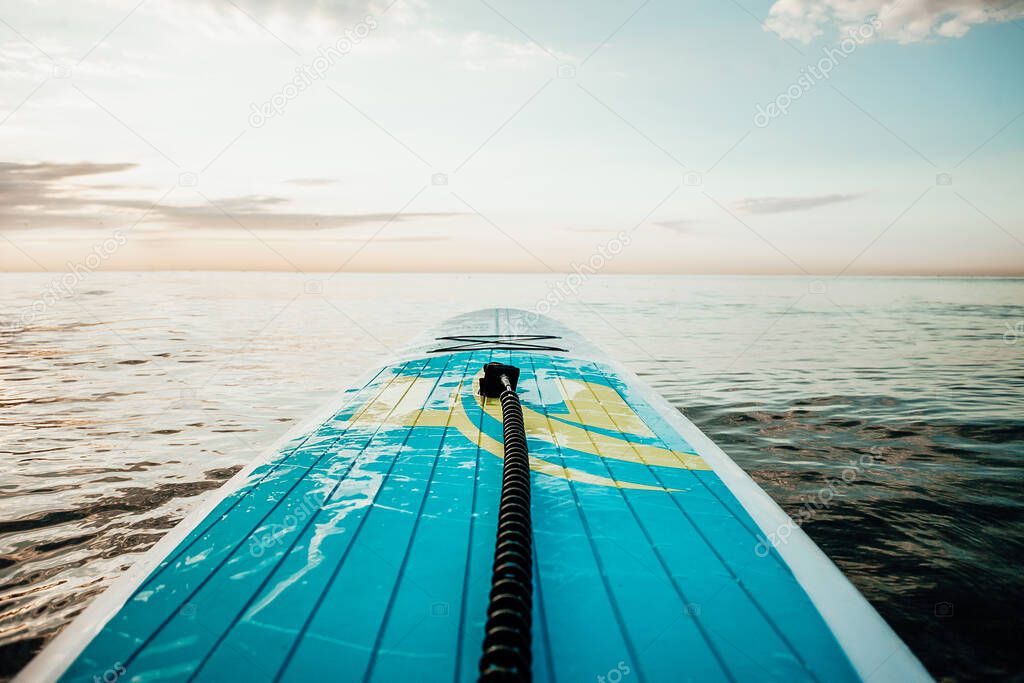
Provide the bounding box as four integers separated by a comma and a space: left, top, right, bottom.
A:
0, 273, 1021, 681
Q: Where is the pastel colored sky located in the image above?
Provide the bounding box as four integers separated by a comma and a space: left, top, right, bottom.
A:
1, 0, 1022, 274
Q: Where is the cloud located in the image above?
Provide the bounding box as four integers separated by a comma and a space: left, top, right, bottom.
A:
460, 31, 573, 71
0, 161, 462, 230
0, 162, 140, 214
559, 226, 621, 234
0, 44, 53, 83
284, 177, 338, 186
0, 161, 138, 184
733, 192, 861, 214
137, 203, 462, 231
182, 0, 383, 22
764, 0, 1024, 44
138, 0, 408, 50
653, 219, 696, 233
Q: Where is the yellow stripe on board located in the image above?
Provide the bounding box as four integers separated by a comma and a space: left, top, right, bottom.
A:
555, 377, 655, 437
356, 372, 709, 488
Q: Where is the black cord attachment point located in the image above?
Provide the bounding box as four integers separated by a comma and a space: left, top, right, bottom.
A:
479, 362, 521, 398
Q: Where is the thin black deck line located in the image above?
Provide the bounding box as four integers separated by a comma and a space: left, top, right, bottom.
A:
119, 363, 413, 672
271, 356, 451, 682
430, 332, 567, 353
531, 527, 557, 683
452, 350, 494, 683
525, 353, 646, 683
622, 377, 797, 575
360, 352, 471, 681
185, 359, 441, 682
514, 346, 556, 683
129, 365, 390, 599
567, 369, 737, 682
430, 342, 567, 353
436, 335, 563, 340
585, 362, 820, 682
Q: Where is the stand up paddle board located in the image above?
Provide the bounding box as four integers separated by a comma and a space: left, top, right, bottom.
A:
18, 309, 931, 682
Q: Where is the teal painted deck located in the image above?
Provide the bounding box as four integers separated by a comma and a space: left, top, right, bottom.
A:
27, 309, 932, 683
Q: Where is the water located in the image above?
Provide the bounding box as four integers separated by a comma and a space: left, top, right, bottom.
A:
1, 273, 1021, 681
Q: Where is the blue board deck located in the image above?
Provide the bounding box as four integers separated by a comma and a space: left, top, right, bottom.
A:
19, 309, 932, 683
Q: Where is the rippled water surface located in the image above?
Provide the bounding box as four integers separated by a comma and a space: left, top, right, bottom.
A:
1, 273, 1021, 681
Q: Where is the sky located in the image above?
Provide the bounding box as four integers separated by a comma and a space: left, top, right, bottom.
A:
1, 0, 1022, 274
